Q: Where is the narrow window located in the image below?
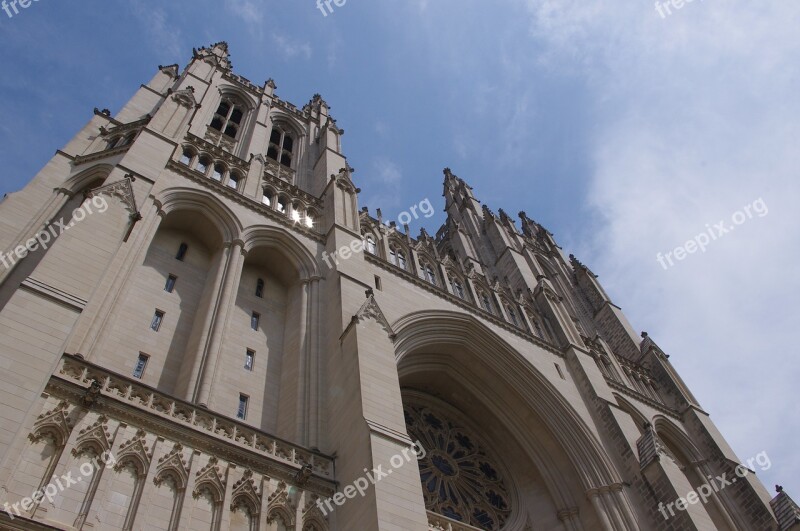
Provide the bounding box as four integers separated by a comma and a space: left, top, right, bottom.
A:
150, 310, 165, 332
480, 292, 493, 314
507, 306, 519, 327
245, 349, 255, 371
251, 311, 260, 331
197, 156, 211, 175
374, 275, 382, 291
424, 264, 437, 285
397, 251, 407, 270
133, 353, 149, 379
176, 243, 188, 261
180, 148, 193, 165
555, 363, 566, 380
389, 248, 397, 265
365, 236, 377, 255
227, 172, 240, 190
212, 164, 224, 181
165, 275, 177, 293
237, 394, 249, 420
451, 279, 465, 299
255, 279, 264, 298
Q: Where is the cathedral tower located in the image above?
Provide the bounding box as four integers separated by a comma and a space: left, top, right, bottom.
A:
0, 43, 794, 530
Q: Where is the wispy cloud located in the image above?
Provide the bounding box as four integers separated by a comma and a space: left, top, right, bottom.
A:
129, 1, 183, 60
272, 33, 312, 60
225, 0, 264, 36
525, 0, 800, 493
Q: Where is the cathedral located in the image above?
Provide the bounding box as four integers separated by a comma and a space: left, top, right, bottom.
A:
0, 42, 796, 530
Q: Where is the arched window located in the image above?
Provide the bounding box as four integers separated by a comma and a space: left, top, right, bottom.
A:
180, 147, 194, 165
365, 235, 377, 255
304, 210, 315, 229
227, 171, 241, 190
255, 279, 264, 298
261, 190, 273, 207
479, 291, 493, 314
267, 126, 295, 167
451, 278, 465, 299
277, 197, 287, 213
506, 305, 519, 327
197, 156, 212, 175
210, 97, 245, 139
423, 263, 437, 285
212, 163, 225, 182
389, 246, 408, 269
291, 202, 302, 222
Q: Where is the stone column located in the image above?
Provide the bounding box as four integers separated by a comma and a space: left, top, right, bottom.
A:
587, 488, 616, 531
195, 240, 246, 407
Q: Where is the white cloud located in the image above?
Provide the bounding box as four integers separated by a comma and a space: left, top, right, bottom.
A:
525, 0, 800, 494
272, 33, 312, 61
225, 0, 264, 36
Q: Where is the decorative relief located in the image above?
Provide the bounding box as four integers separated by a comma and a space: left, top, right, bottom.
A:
154, 443, 189, 489
193, 457, 226, 501
114, 429, 151, 476
353, 294, 395, 338
404, 404, 512, 530
87, 175, 138, 215
28, 400, 73, 447
230, 469, 261, 515
267, 481, 296, 527
72, 414, 112, 456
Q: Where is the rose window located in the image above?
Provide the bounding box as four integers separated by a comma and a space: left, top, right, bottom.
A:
404, 403, 512, 530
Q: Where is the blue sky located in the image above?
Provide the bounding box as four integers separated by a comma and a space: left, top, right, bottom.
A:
0, 0, 797, 499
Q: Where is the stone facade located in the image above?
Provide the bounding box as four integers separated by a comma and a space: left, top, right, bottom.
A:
0, 41, 792, 530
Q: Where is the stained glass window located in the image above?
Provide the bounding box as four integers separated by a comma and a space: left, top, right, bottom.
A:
404, 403, 512, 529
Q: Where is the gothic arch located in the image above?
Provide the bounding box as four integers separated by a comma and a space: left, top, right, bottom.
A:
393, 310, 630, 527
653, 416, 705, 464
62, 164, 115, 194
154, 187, 243, 245
241, 225, 320, 281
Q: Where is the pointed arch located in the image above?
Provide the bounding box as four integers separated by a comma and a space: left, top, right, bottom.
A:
241, 225, 320, 281
393, 310, 624, 494
62, 164, 115, 194
154, 187, 243, 244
